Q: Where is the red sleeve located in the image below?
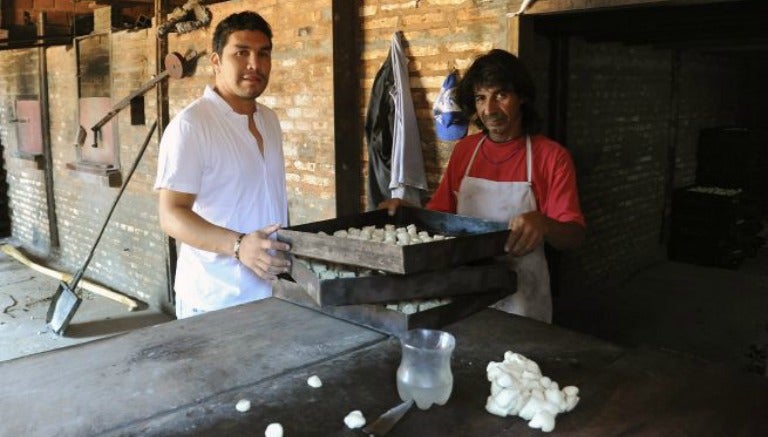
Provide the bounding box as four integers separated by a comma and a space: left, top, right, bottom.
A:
537, 144, 585, 227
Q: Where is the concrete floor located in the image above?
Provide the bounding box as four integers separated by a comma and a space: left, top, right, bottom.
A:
1, 235, 766, 377
0, 241, 173, 362
555, 238, 768, 376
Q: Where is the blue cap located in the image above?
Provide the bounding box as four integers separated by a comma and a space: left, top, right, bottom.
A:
433, 71, 468, 141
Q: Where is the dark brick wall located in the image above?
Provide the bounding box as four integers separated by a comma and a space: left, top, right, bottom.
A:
563, 40, 671, 292
675, 52, 753, 188
559, 38, 766, 295
77, 34, 110, 98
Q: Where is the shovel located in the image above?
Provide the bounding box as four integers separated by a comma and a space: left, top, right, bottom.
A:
47, 121, 158, 335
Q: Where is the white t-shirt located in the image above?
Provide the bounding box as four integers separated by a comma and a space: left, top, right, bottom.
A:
154, 85, 288, 312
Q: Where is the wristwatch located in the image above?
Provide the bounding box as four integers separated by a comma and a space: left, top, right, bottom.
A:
233, 233, 246, 261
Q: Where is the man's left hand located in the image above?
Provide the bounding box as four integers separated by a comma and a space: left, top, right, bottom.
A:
505, 211, 548, 256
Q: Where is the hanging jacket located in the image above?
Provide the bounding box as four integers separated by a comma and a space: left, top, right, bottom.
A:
364, 32, 427, 210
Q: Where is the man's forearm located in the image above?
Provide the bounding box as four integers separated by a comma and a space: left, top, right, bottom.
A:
159, 206, 239, 257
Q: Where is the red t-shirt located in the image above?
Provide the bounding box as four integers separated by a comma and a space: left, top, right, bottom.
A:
426, 133, 586, 227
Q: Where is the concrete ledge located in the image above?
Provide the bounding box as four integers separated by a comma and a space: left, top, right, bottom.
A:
65, 161, 121, 187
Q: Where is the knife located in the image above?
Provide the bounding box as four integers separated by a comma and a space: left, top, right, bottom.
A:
362, 399, 414, 436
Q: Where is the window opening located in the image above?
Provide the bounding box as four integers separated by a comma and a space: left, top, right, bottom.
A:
13, 98, 43, 157
73, 33, 118, 171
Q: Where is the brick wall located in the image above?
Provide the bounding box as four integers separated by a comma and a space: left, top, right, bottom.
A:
165, 0, 337, 225
562, 40, 671, 291
6, 0, 92, 29
0, 47, 51, 249
675, 52, 747, 188
560, 39, 765, 294
43, 28, 168, 308
77, 33, 110, 97
1, 0, 340, 311
360, 0, 519, 201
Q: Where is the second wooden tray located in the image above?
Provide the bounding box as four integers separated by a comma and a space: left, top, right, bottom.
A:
289, 256, 515, 307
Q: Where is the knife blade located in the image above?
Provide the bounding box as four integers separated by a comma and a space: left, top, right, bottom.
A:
362, 399, 414, 436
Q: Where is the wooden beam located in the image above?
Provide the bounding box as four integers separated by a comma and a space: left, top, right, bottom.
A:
507, 14, 535, 61
526, 0, 752, 15
332, 0, 362, 216
532, 0, 768, 51
155, 0, 177, 307
38, 12, 60, 249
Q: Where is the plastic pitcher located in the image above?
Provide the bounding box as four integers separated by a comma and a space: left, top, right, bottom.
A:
396, 328, 456, 410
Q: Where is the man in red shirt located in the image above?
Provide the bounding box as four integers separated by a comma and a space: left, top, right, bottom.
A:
382, 49, 585, 323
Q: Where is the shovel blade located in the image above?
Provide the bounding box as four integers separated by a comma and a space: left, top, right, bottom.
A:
46, 282, 82, 335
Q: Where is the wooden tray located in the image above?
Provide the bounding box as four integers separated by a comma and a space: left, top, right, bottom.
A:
290, 256, 515, 307
273, 279, 512, 336
277, 207, 508, 274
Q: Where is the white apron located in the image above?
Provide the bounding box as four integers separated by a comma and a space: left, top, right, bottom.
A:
457, 136, 552, 323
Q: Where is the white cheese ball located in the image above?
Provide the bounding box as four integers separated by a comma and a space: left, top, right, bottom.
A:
235, 399, 251, 413
265, 422, 283, 437
307, 375, 323, 388
529, 410, 556, 432
343, 410, 366, 429
485, 351, 579, 432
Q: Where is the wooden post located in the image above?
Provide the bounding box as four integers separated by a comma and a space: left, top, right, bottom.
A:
660, 50, 681, 245
548, 35, 569, 144
155, 0, 176, 307
38, 12, 60, 249
332, 0, 362, 215
507, 14, 535, 65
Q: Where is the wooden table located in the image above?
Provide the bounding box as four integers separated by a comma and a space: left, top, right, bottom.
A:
1, 298, 766, 436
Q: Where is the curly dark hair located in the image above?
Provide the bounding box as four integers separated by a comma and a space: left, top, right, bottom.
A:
456, 49, 540, 134
212, 11, 273, 56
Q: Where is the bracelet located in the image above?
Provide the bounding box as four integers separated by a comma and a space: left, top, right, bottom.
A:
233, 233, 246, 261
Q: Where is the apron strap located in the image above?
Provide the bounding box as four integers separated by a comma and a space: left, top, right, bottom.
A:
464, 135, 486, 179
525, 135, 532, 184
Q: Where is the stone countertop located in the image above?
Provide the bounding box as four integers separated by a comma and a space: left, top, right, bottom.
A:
1, 298, 766, 436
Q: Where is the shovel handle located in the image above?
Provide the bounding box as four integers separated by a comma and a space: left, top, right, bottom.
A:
0, 244, 142, 310
76, 121, 158, 282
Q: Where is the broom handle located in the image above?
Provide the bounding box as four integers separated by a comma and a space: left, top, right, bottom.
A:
70, 120, 158, 289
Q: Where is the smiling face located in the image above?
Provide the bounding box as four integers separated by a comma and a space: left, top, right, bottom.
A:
210, 29, 272, 114
474, 85, 524, 142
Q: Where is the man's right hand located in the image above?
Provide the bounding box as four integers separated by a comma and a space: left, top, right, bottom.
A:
377, 198, 413, 216
236, 223, 291, 280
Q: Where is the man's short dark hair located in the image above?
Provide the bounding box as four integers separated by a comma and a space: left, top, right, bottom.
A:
456, 49, 540, 134
212, 11, 273, 56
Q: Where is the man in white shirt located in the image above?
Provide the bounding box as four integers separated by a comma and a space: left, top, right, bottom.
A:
154, 11, 290, 318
